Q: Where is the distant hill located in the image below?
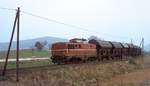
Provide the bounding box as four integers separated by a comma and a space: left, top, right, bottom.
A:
0, 36, 68, 51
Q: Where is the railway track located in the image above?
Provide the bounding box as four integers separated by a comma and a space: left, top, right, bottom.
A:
0, 59, 129, 77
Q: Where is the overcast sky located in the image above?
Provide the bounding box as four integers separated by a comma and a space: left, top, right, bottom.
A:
0, 0, 150, 45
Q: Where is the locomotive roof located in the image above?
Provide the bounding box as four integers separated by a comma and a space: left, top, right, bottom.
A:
89, 39, 112, 48
53, 42, 91, 45
110, 42, 123, 48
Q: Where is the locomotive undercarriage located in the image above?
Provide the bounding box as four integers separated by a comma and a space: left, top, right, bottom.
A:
51, 55, 132, 64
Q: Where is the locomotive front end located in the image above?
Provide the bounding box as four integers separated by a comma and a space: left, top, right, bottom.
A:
51, 42, 68, 63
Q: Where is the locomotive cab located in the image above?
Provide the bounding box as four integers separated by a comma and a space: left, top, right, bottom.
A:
51, 42, 68, 57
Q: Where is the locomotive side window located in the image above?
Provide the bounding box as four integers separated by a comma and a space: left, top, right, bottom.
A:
68, 44, 74, 49
79, 44, 81, 48
90, 45, 93, 48
75, 45, 78, 48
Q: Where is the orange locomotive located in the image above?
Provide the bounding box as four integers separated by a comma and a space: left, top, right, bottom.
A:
51, 38, 96, 63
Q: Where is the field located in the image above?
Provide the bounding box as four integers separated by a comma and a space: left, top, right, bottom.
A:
0, 50, 50, 59
0, 50, 150, 86
0, 50, 51, 69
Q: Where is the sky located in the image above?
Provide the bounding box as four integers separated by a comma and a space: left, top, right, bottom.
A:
0, 0, 150, 45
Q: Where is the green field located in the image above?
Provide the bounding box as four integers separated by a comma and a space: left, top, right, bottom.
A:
0, 50, 52, 69
0, 50, 50, 59
0, 60, 52, 69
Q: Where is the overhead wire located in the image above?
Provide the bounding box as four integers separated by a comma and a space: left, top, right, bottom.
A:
21, 11, 130, 40
21, 11, 100, 34
0, 7, 16, 11
0, 7, 132, 41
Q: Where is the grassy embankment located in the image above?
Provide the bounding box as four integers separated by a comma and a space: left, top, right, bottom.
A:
0, 50, 149, 86
0, 58, 145, 86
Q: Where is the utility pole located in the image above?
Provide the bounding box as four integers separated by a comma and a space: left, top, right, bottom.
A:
142, 38, 144, 56
139, 37, 144, 64
2, 7, 20, 82
16, 7, 20, 82
142, 38, 144, 51
139, 37, 144, 54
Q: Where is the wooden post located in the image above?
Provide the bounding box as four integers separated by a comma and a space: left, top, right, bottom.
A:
142, 38, 144, 53
16, 7, 20, 82
2, 9, 18, 76
2, 7, 20, 82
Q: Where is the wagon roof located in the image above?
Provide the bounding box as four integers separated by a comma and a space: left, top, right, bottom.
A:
89, 39, 112, 48
121, 43, 129, 48
110, 42, 123, 48
132, 44, 139, 48
127, 43, 134, 48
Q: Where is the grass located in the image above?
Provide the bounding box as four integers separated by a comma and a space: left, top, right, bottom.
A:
0, 50, 148, 86
0, 50, 50, 59
0, 50, 51, 69
106, 80, 150, 86
0, 60, 52, 70
0, 60, 144, 86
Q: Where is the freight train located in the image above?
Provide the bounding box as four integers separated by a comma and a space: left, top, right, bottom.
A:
51, 38, 142, 64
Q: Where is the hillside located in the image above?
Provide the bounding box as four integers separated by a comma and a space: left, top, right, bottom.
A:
0, 36, 67, 51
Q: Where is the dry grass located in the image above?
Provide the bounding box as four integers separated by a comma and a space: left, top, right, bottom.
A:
105, 80, 150, 86
0, 59, 144, 86
143, 55, 150, 67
